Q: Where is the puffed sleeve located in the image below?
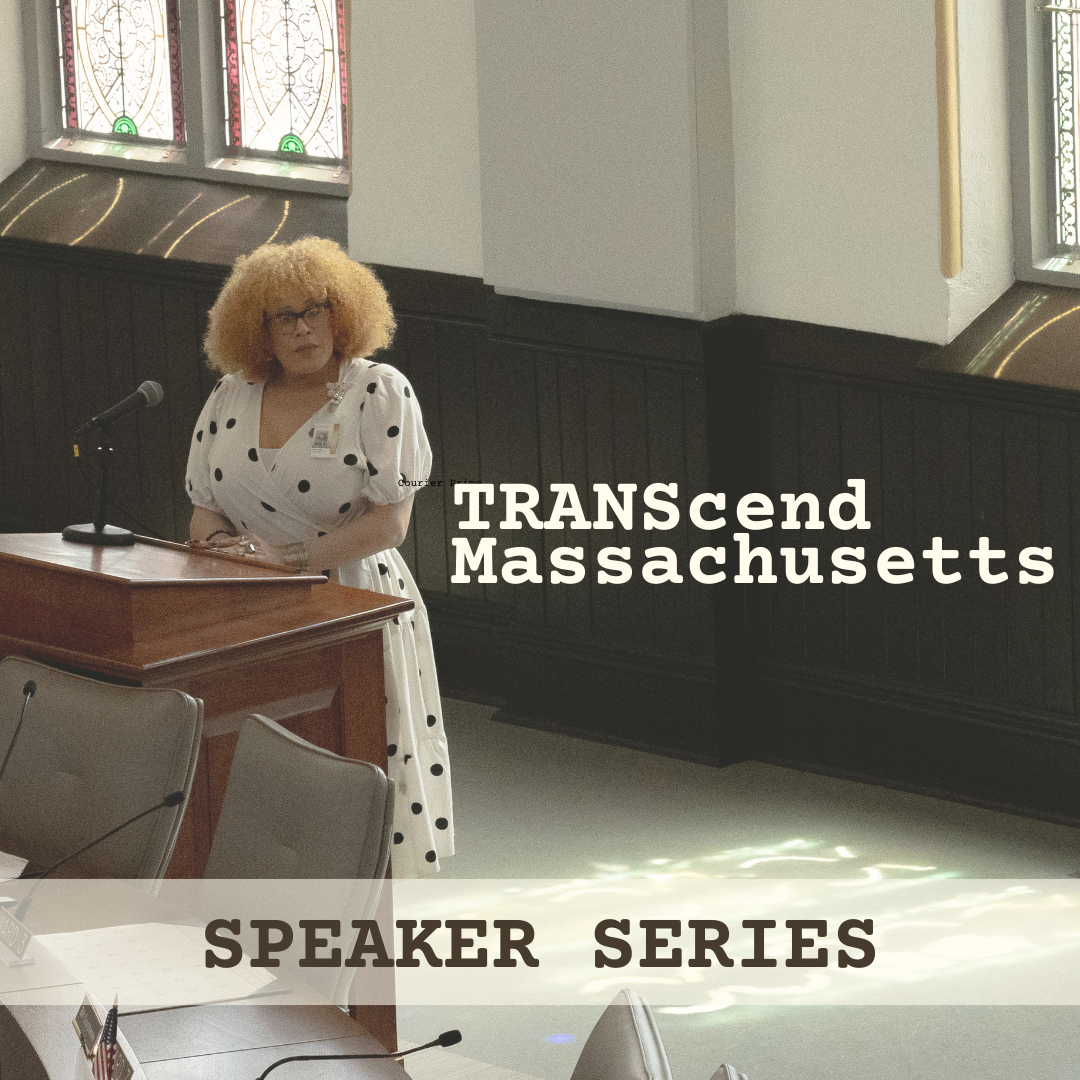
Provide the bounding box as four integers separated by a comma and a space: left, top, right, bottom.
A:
358, 365, 432, 505
185, 378, 229, 515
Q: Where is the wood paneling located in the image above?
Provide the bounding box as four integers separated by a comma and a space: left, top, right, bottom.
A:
0, 238, 229, 539
19, 242, 1080, 820
736, 315, 1080, 820
735, 316, 1080, 713
377, 266, 720, 755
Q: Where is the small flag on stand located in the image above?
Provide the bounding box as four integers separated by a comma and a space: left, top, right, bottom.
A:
92, 995, 118, 1080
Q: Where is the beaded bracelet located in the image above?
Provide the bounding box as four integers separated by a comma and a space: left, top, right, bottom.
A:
277, 541, 311, 572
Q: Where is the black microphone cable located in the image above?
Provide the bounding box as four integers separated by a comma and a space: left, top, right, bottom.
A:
72, 449, 167, 541
15, 791, 186, 920
0, 680, 36, 787
255, 1029, 462, 1079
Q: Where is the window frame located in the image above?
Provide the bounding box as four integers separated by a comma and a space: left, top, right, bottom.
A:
1008, 0, 1080, 282
22, 0, 350, 197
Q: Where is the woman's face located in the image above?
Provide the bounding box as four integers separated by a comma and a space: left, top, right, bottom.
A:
266, 288, 335, 378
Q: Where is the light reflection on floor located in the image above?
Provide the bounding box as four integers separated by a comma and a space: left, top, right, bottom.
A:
395, 700, 1080, 1080
587, 838, 945, 882
438, 700, 1080, 881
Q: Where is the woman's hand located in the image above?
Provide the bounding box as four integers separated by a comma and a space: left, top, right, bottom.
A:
188, 495, 416, 573
190, 506, 236, 543
248, 535, 285, 564
304, 495, 415, 572
189, 508, 284, 564
189, 530, 285, 565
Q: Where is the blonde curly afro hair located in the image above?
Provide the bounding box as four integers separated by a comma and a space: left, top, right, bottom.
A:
204, 236, 396, 382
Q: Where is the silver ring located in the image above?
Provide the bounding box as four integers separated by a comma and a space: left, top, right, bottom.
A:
246, 542, 256, 554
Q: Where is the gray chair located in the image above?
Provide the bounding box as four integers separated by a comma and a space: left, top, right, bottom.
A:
204, 713, 394, 880
708, 1068, 749, 1080
571, 989, 749, 1080
0, 655, 202, 878
571, 989, 673, 1080
202, 714, 395, 1009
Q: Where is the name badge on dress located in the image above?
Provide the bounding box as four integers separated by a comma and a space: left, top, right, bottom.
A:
311, 422, 341, 458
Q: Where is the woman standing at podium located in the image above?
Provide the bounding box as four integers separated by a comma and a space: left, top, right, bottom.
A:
184, 237, 452, 878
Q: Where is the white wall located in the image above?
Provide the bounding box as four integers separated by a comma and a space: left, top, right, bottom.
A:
694, 0, 737, 322
728, 0, 1012, 345
946, 0, 1013, 340
473, 0, 733, 319
0, 0, 27, 184
729, 1, 949, 341
347, 0, 1008, 341
347, 0, 483, 277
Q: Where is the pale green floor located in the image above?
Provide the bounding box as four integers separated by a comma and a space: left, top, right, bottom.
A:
435, 700, 1080, 881
396, 699, 1080, 1080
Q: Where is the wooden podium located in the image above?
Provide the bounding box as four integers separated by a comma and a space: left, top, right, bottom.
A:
0, 533, 409, 1049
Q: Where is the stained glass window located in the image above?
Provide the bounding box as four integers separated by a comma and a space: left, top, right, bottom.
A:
1050, 6, 1080, 247
220, 0, 348, 160
56, 0, 184, 142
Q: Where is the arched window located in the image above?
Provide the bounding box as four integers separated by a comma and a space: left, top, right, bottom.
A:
57, 0, 185, 142
221, 0, 348, 161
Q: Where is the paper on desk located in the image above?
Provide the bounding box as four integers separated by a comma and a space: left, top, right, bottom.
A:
0, 849, 28, 880
37, 923, 277, 1010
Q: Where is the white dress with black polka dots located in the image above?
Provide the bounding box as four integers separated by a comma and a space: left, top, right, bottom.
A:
185, 358, 454, 878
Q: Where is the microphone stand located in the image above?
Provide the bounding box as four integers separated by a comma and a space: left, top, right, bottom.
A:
255, 1030, 463, 1079
0, 682, 34, 787
63, 422, 135, 546
14, 792, 185, 921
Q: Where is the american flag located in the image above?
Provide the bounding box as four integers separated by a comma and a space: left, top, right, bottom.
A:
92, 996, 118, 1080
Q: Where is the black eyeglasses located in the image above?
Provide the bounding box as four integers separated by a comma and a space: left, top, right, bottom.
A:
265, 301, 332, 332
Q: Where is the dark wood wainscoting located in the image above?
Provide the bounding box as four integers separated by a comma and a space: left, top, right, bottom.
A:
5, 235, 1078, 822
0, 238, 228, 542
376, 266, 723, 762
729, 316, 1080, 823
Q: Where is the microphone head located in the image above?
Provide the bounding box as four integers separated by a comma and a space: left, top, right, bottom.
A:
437, 1031, 462, 1048
22, 680, 35, 697
163, 790, 186, 808
139, 381, 164, 407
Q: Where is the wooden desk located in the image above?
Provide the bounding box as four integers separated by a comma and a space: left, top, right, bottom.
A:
0, 535, 411, 876
1, 896, 405, 1078
0, 883, 401, 1076
0, 534, 410, 1051
125, 1004, 408, 1079
2, 997, 407, 1080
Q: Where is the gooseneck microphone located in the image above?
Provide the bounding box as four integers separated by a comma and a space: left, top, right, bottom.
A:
0, 681, 35, 787
65, 381, 165, 547
74, 381, 164, 438
14, 790, 186, 920
255, 1029, 462, 1079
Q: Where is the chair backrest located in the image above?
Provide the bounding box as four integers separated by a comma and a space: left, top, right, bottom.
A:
708, 1067, 749, 1080
570, 989, 673, 1080
0, 656, 202, 878
203, 713, 394, 880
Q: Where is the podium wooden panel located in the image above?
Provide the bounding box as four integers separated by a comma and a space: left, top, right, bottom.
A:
0, 534, 409, 1051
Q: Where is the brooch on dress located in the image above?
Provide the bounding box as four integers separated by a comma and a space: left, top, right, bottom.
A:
325, 360, 358, 410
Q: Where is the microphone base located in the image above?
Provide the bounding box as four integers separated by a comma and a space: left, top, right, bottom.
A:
62, 523, 136, 546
